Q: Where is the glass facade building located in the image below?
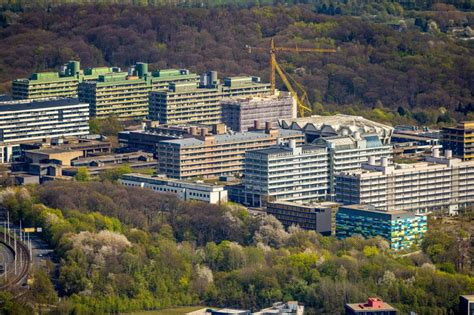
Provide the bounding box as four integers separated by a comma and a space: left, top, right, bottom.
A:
336, 204, 427, 250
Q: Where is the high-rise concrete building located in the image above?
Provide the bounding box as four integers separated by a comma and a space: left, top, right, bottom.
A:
336, 204, 427, 250
156, 124, 304, 179
149, 82, 222, 125
79, 72, 150, 119
313, 134, 393, 197
442, 121, 474, 161
243, 141, 329, 207
149, 72, 271, 125
335, 149, 474, 214
12, 60, 117, 100
266, 201, 338, 236
0, 98, 89, 163
221, 92, 295, 132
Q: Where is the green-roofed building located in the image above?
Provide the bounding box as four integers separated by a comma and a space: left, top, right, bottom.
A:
79, 72, 150, 120
78, 63, 199, 120
12, 60, 117, 100
149, 71, 271, 125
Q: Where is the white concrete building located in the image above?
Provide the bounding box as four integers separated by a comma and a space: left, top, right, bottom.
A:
243, 140, 328, 207
313, 134, 393, 197
119, 173, 228, 204
335, 149, 474, 214
0, 98, 89, 163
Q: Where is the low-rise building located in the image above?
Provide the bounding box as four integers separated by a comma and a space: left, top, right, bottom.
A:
120, 173, 228, 204
335, 149, 474, 214
442, 121, 474, 161
243, 141, 328, 207
345, 298, 398, 315
24, 148, 83, 167
266, 201, 338, 236
254, 301, 304, 315
156, 124, 304, 179
19, 136, 111, 159
336, 204, 427, 250
0, 98, 89, 163
221, 92, 295, 132
279, 114, 394, 144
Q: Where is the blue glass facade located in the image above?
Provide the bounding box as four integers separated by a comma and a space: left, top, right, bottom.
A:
336, 205, 427, 250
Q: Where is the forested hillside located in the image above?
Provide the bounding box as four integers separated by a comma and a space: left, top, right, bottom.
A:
0, 3, 473, 125
1, 183, 473, 314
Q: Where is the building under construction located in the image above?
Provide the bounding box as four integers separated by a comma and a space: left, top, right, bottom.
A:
221, 91, 296, 132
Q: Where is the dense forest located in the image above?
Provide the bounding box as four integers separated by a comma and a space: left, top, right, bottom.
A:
0, 3, 473, 125
0, 183, 473, 314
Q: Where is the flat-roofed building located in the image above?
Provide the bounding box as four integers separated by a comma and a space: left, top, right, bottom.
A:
148, 68, 199, 90
149, 82, 222, 125
335, 149, 474, 214
0, 98, 90, 142
156, 126, 304, 179
24, 148, 83, 167
221, 92, 295, 132
149, 72, 271, 125
267, 201, 338, 236
442, 121, 474, 161
0, 98, 89, 163
220, 76, 271, 98
244, 141, 329, 207
12, 60, 117, 100
119, 173, 228, 204
313, 134, 393, 197
345, 298, 398, 315
336, 204, 427, 250
79, 72, 150, 119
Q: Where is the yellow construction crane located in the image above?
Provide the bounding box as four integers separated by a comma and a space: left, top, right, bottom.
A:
246, 38, 336, 117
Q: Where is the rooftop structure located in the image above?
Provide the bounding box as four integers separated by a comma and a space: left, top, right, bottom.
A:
19, 136, 111, 157
149, 71, 271, 125
156, 124, 304, 179
221, 92, 295, 132
119, 173, 228, 204
335, 149, 474, 214
313, 134, 393, 198
442, 121, 474, 161
279, 114, 393, 144
345, 298, 398, 315
12, 60, 118, 100
79, 72, 150, 119
254, 301, 304, 315
336, 204, 427, 250
243, 141, 328, 207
